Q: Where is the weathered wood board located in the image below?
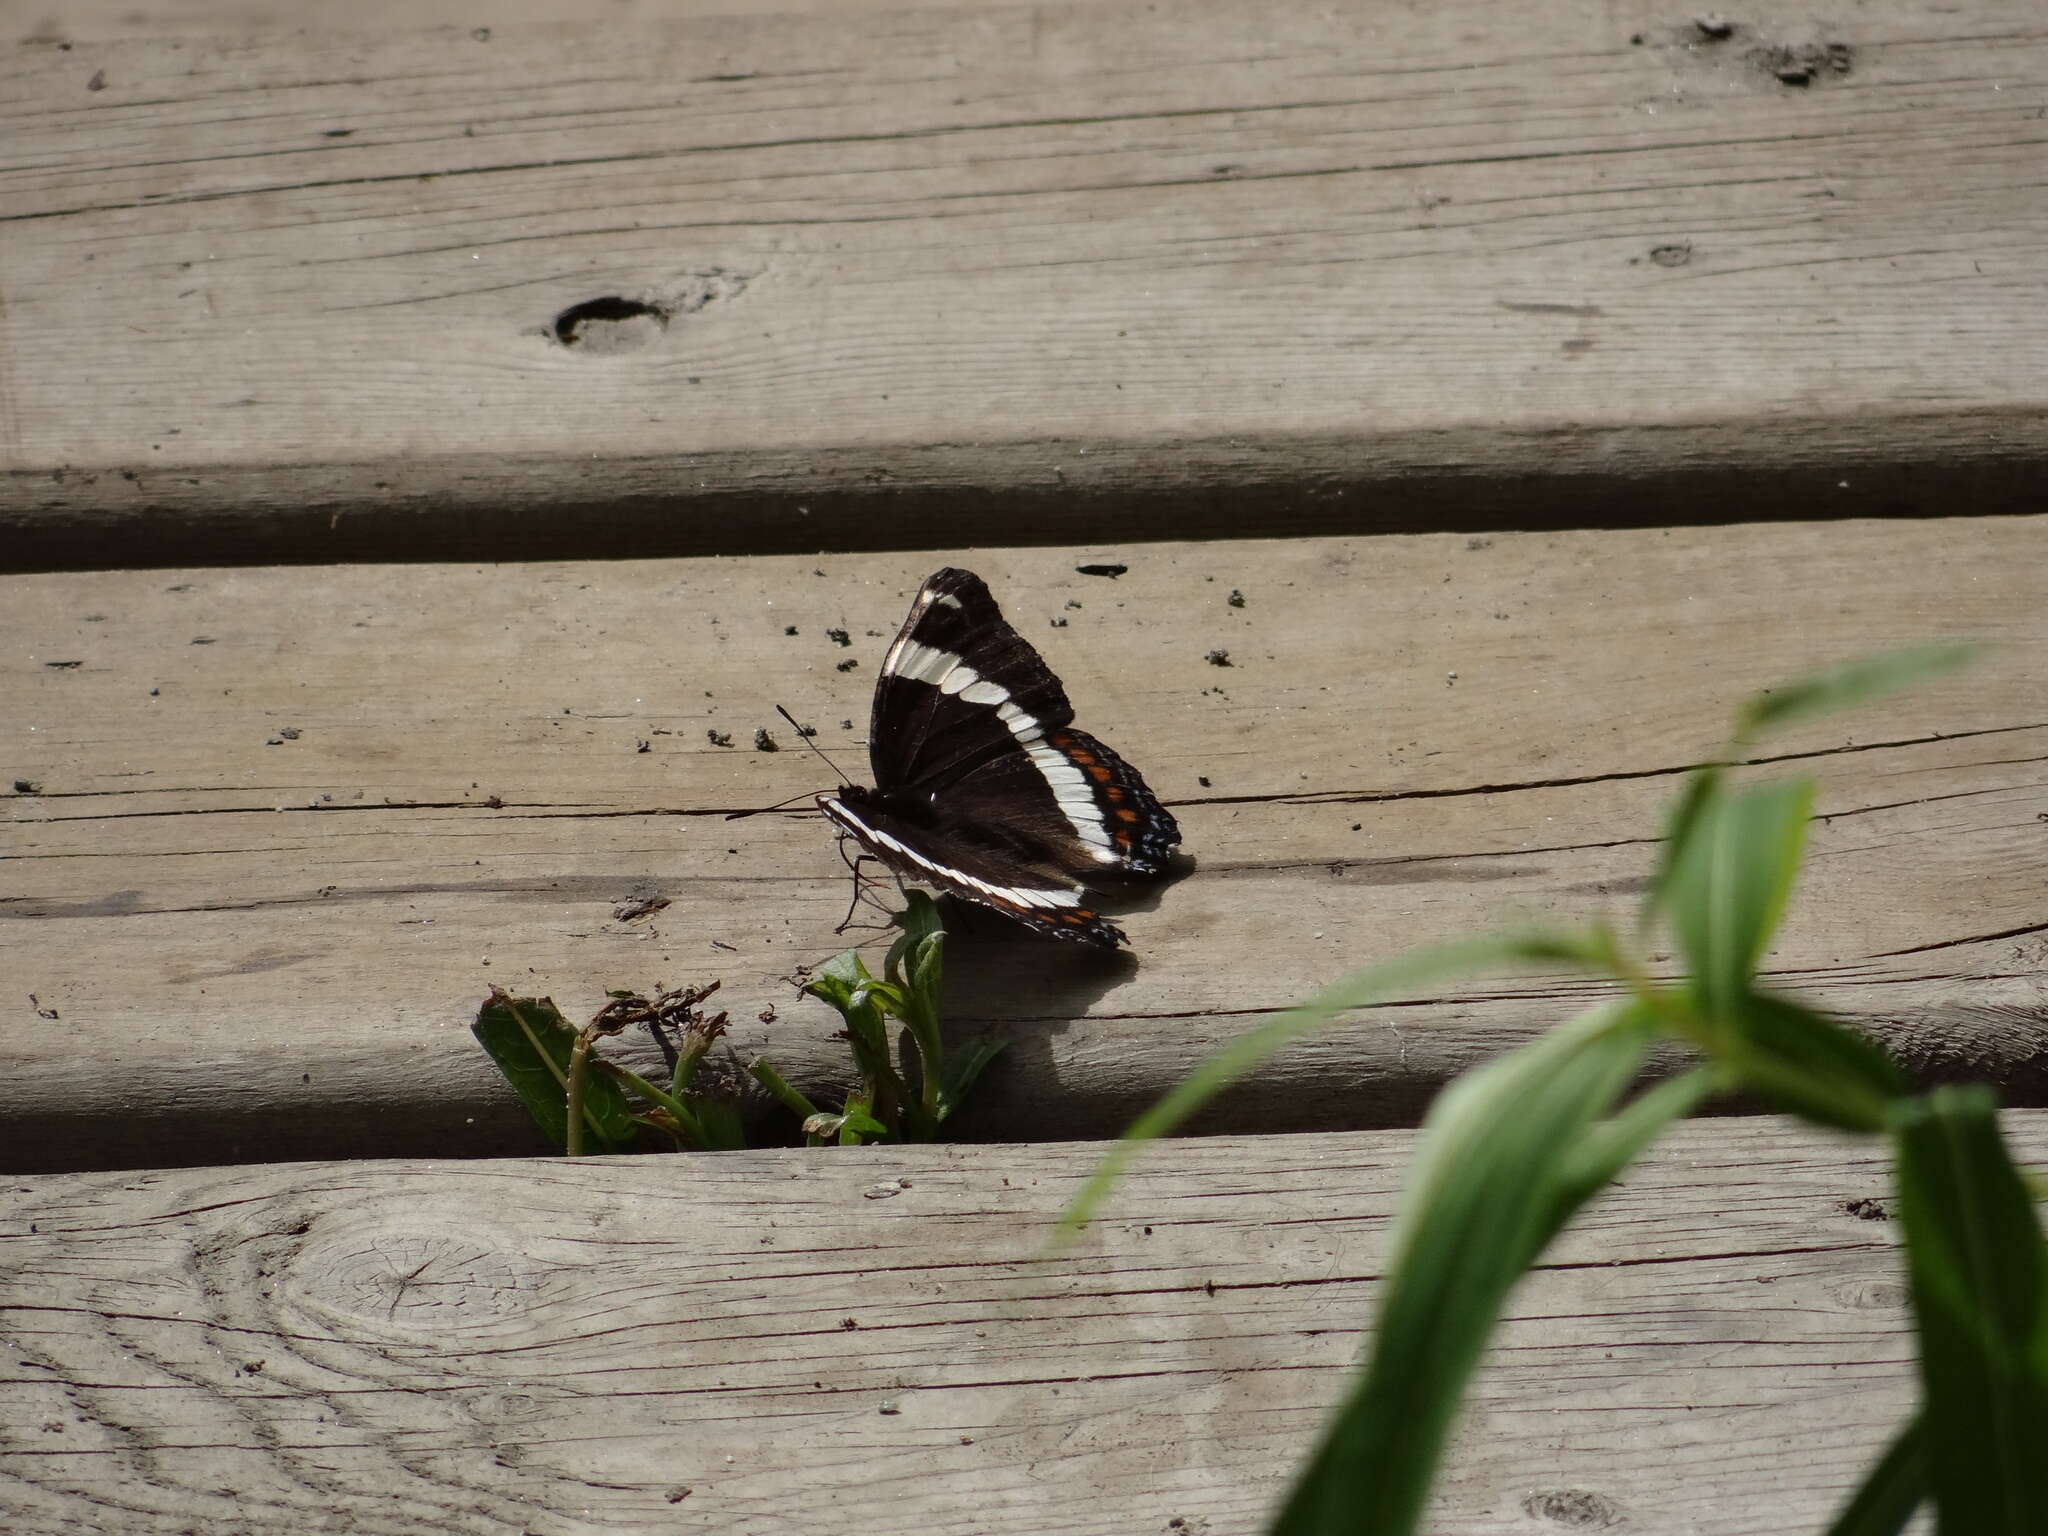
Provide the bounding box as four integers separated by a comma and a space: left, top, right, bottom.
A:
3, 0, 1097, 32
0, 1113, 2013, 1535
7, 1, 2048, 567
7, 518, 2045, 1171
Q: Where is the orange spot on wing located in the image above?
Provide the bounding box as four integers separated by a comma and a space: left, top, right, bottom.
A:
1116, 808, 1141, 822
1086, 764, 1113, 782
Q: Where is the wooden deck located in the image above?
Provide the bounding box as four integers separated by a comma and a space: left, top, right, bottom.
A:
3, 1, 2047, 1528
0, 1115, 1999, 1535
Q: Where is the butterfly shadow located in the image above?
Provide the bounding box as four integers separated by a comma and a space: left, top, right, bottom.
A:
929, 848, 1197, 1025
937, 909, 1134, 1023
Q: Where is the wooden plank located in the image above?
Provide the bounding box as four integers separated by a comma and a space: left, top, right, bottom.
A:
0, 1113, 2016, 1534
2, 0, 1022, 34
6, 1, 2048, 568
7, 518, 2045, 1171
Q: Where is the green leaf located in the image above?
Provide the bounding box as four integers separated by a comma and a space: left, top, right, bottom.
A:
689, 1097, 749, 1151
885, 889, 947, 990
1736, 642, 1980, 742
807, 950, 913, 1138
893, 930, 944, 1040
1548, 1066, 1716, 1223
808, 955, 899, 1072
806, 950, 902, 1021
1651, 643, 1977, 929
886, 894, 949, 1128
838, 1106, 891, 1144
1273, 1000, 1663, 1536
471, 994, 638, 1154
812, 947, 872, 990
1890, 1087, 2048, 1534
832, 1089, 888, 1146
1059, 931, 1598, 1237
1664, 778, 1814, 1025
936, 1034, 1010, 1123
1824, 1418, 1926, 1536
1724, 992, 1906, 1134
1645, 760, 1724, 928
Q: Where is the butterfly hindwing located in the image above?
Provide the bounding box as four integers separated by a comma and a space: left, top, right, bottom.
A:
927, 725, 1177, 880
1033, 726, 1181, 876
819, 789, 1127, 947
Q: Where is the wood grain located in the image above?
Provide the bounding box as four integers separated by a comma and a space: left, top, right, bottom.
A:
0, 1114, 2016, 1535
5, 1, 2048, 568
6, 518, 2045, 1171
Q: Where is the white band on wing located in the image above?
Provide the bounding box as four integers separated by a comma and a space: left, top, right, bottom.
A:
821, 798, 1084, 909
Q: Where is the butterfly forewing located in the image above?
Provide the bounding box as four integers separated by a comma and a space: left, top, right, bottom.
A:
867, 569, 1074, 792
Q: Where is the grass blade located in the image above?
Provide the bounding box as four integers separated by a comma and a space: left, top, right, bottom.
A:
1548, 1065, 1716, 1222
1736, 642, 1980, 741
1824, 1417, 1926, 1536
1890, 1087, 2048, 1533
1665, 778, 1814, 1025
1645, 760, 1724, 930
1059, 931, 1596, 1236
1726, 992, 1906, 1134
1271, 1000, 1660, 1536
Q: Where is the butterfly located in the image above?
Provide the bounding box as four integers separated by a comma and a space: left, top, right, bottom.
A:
817, 568, 1180, 947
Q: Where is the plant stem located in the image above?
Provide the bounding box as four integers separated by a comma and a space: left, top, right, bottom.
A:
597, 1061, 707, 1148
750, 1059, 821, 1121
565, 1025, 597, 1158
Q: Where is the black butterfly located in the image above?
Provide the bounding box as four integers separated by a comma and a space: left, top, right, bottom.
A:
817, 568, 1180, 948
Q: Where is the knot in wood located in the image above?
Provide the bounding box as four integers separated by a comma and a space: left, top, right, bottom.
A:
292, 1223, 550, 1338
551, 296, 669, 354
1524, 1488, 1619, 1527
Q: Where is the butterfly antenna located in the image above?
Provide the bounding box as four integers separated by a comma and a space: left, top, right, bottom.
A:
722, 706, 855, 822
776, 703, 853, 784
723, 787, 818, 822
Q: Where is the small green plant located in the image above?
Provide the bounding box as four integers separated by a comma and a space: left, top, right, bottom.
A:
473, 982, 749, 1155
799, 888, 1010, 1144
1067, 641, 2047, 1535
473, 890, 1006, 1151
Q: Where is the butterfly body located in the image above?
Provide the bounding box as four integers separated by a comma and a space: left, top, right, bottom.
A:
817, 568, 1180, 948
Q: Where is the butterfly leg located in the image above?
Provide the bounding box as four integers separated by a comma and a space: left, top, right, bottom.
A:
834, 837, 894, 935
